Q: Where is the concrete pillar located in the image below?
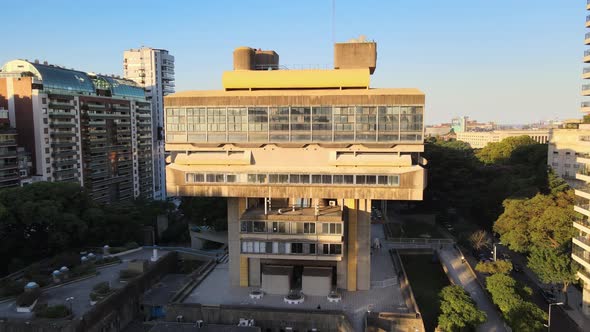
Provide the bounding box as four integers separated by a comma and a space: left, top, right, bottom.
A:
583, 283, 590, 317
227, 197, 245, 287
249, 258, 261, 287
344, 199, 358, 291
357, 199, 371, 290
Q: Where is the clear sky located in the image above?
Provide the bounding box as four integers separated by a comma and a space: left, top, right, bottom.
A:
0, 0, 585, 124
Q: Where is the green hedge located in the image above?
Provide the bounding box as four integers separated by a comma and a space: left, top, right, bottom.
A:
35, 304, 71, 319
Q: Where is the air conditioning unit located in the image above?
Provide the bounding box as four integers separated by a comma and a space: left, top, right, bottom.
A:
329, 200, 337, 207
238, 318, 249, 326
176, 315, 183, 322
196, 320, 204, 328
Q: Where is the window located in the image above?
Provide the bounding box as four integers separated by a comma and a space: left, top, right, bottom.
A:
253, 221, 267, 233
322, 243, 342, 255
309, 243, 316, 254
241, 221, 252, 232
226, 174, 237, 183
272, 222, 286, 233
291, 243, 303, 254
247, 174, 266, 184
269, 174, 289, 183
303, 222, 315, 234
322, 223, 342, 234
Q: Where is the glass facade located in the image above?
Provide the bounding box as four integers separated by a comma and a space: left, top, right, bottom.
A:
166, 105, 423, 143
186, 172, 400, 186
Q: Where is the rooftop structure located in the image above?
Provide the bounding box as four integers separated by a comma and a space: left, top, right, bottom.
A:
165, 40, 426, 295
0, 59, 154, 202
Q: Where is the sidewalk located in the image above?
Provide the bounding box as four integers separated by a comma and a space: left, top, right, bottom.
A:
438, 248, 507, 332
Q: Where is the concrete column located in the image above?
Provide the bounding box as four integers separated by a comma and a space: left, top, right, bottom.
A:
344, 199, 358, 291
249, 258, 261, 287
357, 199, 371, 290
227, 197, 245, 287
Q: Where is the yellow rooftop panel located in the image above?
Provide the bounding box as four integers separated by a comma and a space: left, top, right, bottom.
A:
167, 87, 424, 98
222, 68, 370, 90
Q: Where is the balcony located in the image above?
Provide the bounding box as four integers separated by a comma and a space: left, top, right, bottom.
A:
585, 50, 590, 63
49, 102, 75, 110
583, 101, 590, 113
50, 122, 76, 129
588, 0, 590, 10
574, 217, 590, 234
49, 111, 75, 118
577, 268, 590, 284
583, 84, 590, 96
573, 243, 590, 270
577, 164, 590, 183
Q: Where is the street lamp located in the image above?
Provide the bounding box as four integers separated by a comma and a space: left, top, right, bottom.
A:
65, 297, 74, 316
544, 302, 564, 331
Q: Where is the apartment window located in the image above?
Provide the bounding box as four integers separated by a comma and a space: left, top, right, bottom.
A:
309, 243, 316, 254
272, 221, 286, 233
565, 164, 571, 168
303, 222, 315, 234
291, 243, 303, 254
42, 108, 47, 114
552, 162, 559, 167
247, 174, 266, 184
42, 98, 47, 104
269, 174, 289, 184
43, 118, 48, 124
322, 223, 342, 234
240, 221, 253, 232
566, 152, 571, 155
253, 221, 267, 233
322, 243, 342, 255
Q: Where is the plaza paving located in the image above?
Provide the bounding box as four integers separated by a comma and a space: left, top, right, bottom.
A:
184, 224, 408, 330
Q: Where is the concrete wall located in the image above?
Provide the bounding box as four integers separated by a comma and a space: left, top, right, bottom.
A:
248, 258, 261, 287
165, 304, 355, 332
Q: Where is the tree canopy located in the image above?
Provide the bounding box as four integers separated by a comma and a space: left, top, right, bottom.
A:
527, 246, 577, 304
475, 260, 512, 275
486, 273, 547, 331
0, 182, 170, 276
476, 135, 539, 165
437, 285, 486, 332
493, 191, 576, 253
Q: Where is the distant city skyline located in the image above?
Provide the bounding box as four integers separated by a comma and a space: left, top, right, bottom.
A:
0, 0, 584, 124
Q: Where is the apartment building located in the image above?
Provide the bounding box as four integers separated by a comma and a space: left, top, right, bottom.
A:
165, 41, 426, 294
0, 108, 19, 189
456, 129, 549, 149
0, 60, 154, 203
124, 47, 175, 200
570, 2, 590, 317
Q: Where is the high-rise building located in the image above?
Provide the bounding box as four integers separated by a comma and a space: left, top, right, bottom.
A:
570, 4, 590, 317
124, 47, 175, 200
0, 108, 19, 189
0, 60, 154, 203
165, 42, 426, 292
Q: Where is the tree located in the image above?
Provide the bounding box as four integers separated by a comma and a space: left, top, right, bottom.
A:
493, 191, 577, 253
485, 274, 522, 313
469, 230, 491, 251
527, 247, 577, 305
437, 285, 486, 332
486, 273, 547, 331
475, 260, 512, 274
179, 197, 228, 231
476, 135, 539, 165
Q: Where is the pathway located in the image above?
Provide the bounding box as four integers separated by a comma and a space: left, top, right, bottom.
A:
438, 248, 507, 332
